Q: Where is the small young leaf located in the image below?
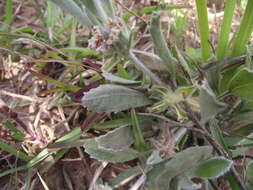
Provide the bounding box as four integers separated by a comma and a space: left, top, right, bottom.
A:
191, 157, 233, 179
96, 126, 134, 151
200, 80, 226, 123
82, 84, 152, 113
83, 139, 140, 163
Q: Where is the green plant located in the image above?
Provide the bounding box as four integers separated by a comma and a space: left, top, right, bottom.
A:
2, 0, 253, 189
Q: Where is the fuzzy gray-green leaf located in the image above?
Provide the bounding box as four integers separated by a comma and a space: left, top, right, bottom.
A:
50, 0, 93, 26
82, 84, 152, 113
96, 126, 134, 151
200, 80, 226, 123
147, 146, 212, 190
83, 139, 139, 163
150, 12, 177, 82
191, 157, 233, 179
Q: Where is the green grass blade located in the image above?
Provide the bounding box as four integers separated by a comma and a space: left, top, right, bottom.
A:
131, 109, 148, 152
2, 120, 25, 140
216, 0, 236, 60
0, 141, 30, 162
24, 169, 33, 190
195, 0, 211, 60
30, 70, 80, 91
54, 127, 82, 144
231, 1, 253, 56
0, 0, 13, 31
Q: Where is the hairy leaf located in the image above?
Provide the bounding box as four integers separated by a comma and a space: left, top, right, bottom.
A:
191, 157, 233, 179
96, 126, 134, 151
83, 139, 140, 163
150, 12, 177, 82
82, 84, 152, 113
50, 0, 93, 26
147, 146, 212, 190
200, 81, 226, 123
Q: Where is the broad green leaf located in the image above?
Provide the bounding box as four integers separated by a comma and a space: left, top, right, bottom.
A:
228, 68, 253, 99
96, 126, 134, 151
147, 146, 212, 190
246, 160, 253, 183
199, 81, 226, 123
83, 139, 140, 163
50, 0, 93, 26
150, 12, 177, 82
102, 71, 141, 84
191, 157, 233, 179
82, 84, 152, 113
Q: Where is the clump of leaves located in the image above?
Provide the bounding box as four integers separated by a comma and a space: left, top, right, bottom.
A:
2, 0, 253, 189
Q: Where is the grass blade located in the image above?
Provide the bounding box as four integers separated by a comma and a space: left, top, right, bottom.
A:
0, 141, 30, 162
231, 1, 253, 56
216, 0, 236, 60
195, 0, 211, 60
0, 0, 13, 31
30, 70, 80, 91
131, 109, 148, 152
